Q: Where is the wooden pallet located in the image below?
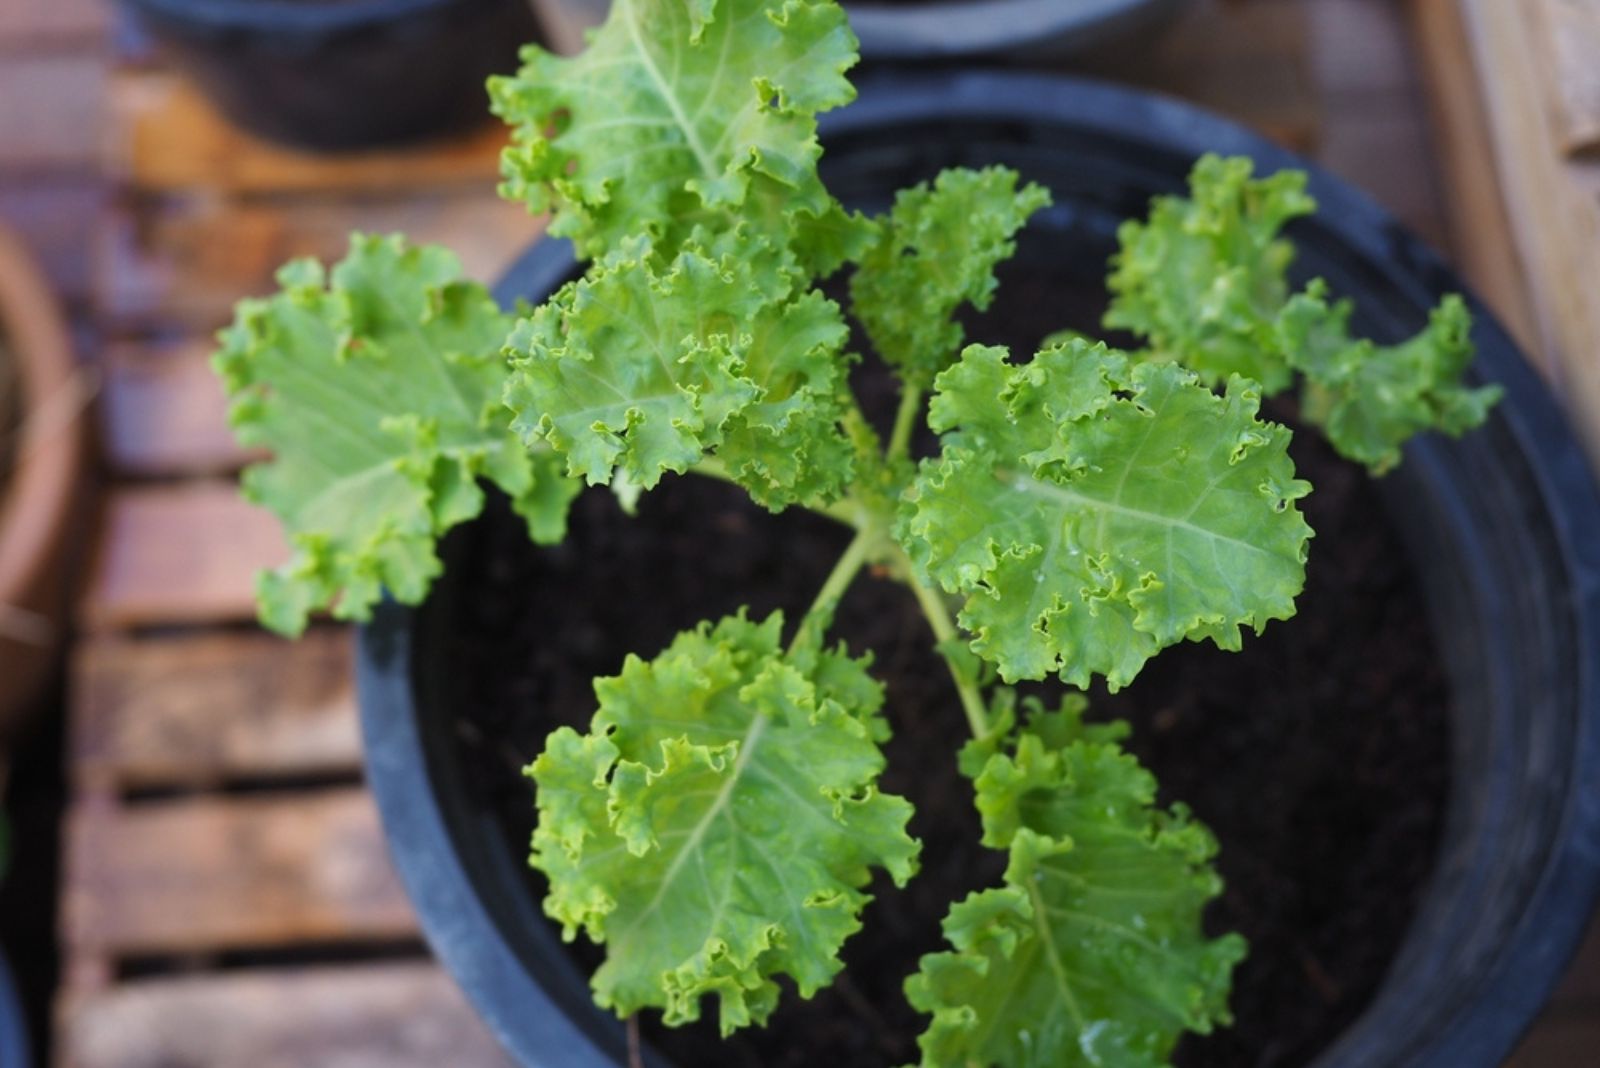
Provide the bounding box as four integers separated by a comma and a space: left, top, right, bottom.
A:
53, 14, 537, 1068
1412, 0, 1600, 463
48, 1, 1595, 1065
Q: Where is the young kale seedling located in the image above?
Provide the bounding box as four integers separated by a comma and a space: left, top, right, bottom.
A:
215, 1, 1498, 1063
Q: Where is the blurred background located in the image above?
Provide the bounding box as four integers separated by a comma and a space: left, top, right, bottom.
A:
1, 0, 1598, 1065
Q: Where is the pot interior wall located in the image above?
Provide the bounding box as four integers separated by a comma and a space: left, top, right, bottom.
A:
371, 76, 1600, 1068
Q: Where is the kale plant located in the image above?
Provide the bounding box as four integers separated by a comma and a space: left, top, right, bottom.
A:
214, 1, 1499, 1063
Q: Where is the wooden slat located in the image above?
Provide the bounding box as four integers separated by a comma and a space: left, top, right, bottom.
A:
0, 0, 106, 47
1080, 0, 1319, 151
82, 484, 287, 630
100, 340, 258, 477
0, 177, 103, 302
64, 789, 416, 957
1534, 0, 1600, 156
60, 963, 517, 1068
0, 53, 104, 172
97, 194, 547, 334
110, 71, 508, 195
1410, 0, 1542, 357
1459, 0, 1600, 463
72, 628, 359, 791
1302, 0, 1446, 249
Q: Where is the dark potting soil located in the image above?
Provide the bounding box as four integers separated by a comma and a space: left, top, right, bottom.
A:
441, 269, 1451, 1067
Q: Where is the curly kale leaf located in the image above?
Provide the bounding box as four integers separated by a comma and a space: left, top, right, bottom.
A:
1105, 154, 1312, 393
1279, 283, 1502, 473
898, 340, 1311, 691
491, 0, 873, 273
1106, 154, 1498, 472
503, 237, 855, 508
907, 706, 1245, 1068
214, 235, 578, 635
529, 612, 919, 1034
851, 166, 1051, 384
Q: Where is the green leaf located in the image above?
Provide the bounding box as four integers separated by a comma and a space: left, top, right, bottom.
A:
851, 166, 1051, 383
1106, 154, 1498, 470
214, 234, 579, 635
528, 612, 919, 1033
1105, 154, 1312, 393
490, 0, 874, 273
503, 236, 855, 508
1281, 283, 1502, 474
898, 340, 1311, 691
907, 713, 1245, 1068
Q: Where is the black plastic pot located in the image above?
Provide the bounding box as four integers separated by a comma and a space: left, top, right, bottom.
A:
0, 950, 26, 1068
358, 72, 1600, 1067
119, 0, 540, 150
528, 0, 1185, 62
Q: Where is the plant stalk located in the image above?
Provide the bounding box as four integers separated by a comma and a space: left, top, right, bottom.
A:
886, 383, 924, 463
790, 529, 874, 653
904, 566, 990, 737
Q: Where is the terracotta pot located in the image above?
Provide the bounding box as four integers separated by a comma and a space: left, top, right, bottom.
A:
0, 223, 86, 737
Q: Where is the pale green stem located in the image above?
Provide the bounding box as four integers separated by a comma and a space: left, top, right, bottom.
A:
886, 382, 924, 463
905, 566, 990, 737
790, 529, 874, 654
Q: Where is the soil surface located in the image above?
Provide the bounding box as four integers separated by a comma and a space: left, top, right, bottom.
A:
440, 269, 1451, 1066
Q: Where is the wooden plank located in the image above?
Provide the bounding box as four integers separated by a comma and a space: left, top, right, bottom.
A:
0, 178, 102, 302
0, 53, 104, 172
1460, 0, 1600, 462
0, 0, 106, 47
1410, 0, 1543, 357
81, 484, 287, 630
97, 193, 547, 334
72, 628, 359, 791
100, 340, 259, 477
111, 71, 508, 195
1507, 1011, 1600, 1067
63, 789, 416, 958
1300, 0, 1446, 250
1080, 0, 1319, 151
1534, 0, 1600, 156
59, 963, 518, 1068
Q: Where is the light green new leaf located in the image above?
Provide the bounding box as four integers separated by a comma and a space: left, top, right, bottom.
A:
503, 237, 855, 508
528, 612, 919, 1033
1280, 282, 1502, 474
1106, 154, 1498, 470
491, 0, 873, 273
851, 166, 1051, 384
907, 710, 1245, 1068
214, 234, 579, 635
1105, 154, 1312, 393
898, 340, 1311, 691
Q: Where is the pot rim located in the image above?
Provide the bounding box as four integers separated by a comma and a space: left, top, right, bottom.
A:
119, 0, 491, 36
360, 69, 1600, 1068
0, 224, 84, 668
846, 0, 1184, 59
0, 949, 27, 1068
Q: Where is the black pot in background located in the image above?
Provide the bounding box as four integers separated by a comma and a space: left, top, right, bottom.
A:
358, 73, 1600, 1067
527, 0, 1186, 62
0, 950, 26, 1068
119, 0, 540, 151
